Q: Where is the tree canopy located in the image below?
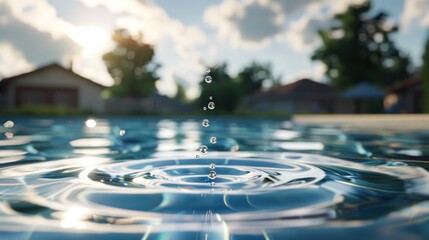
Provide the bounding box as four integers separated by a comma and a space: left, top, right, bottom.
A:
312, 1, 411, 90
103, 29, 159, 98
235, 62, 280, 96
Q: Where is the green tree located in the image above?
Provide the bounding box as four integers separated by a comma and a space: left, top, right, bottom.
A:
423, 35, 429, 113
236, 62, 280, 96
198, 63, 240, 113
312, 1, 411, 90
174, 83, 188, 102
103, 29, 160, 98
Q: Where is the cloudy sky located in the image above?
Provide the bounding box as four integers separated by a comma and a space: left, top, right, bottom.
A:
0, 0, 428, 99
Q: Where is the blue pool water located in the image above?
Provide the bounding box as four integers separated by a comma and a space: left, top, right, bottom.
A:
0, 117, 429, 240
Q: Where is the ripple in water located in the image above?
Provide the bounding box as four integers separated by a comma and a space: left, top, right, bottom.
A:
0, 118, 429, 239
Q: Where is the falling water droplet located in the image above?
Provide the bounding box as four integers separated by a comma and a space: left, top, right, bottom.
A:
202, 119, 210, 127
5, 132, 13, 139
203, 107, 207, 111
208, 171, 217, 180
204, 76, 212, 83
119, 130, 126, 136
209, 96, 213, 100
210, 137, 217, 144
208, 102, 215, 110
3, 120, 14, 128
205, 68, 211, 73
209, 163, 216, 170
230, 145, 239, 152
199, 145, 208, 154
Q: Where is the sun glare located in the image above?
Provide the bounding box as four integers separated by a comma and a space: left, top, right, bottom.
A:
69, 26, 111, 53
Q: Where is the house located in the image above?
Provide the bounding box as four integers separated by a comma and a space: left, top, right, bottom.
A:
0, 63, 105, 113
342, 82, 385, 113
384, 76, 423, 113
242, 78, 341, 114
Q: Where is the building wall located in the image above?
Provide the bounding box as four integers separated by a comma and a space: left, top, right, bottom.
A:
3, 67, 104, 112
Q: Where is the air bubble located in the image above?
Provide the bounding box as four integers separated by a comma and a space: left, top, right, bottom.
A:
202, 119, 210, 127
209, 163, 216, 170
5, 132, 13, 139
204, 76, 212, 83
230, 145, 239, 152
3, 120, 14, 128
119, 130, 126, 136
205, 68, 211, 73
208, 171, 217, 180
203, 107, 207, 111
199, 145, 208, 154
209, 96, 213, 100
196, 155, 199, 158
210, 137, 217, 144
208, 102, 215, 110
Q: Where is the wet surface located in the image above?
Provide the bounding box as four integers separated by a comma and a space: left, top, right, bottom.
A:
0, 117, 429, 239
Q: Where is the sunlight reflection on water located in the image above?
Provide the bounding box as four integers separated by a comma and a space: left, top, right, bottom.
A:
0, 117, 428, 239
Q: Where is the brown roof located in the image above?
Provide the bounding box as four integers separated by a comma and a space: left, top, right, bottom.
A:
386, 76, 421, 93
0, 63, 105, 89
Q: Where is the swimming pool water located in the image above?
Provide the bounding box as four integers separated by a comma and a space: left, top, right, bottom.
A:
0, 117, 429, 240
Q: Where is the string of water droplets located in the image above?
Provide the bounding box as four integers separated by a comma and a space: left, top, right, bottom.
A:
3, 120, 14, 139
197, 68, 218, 183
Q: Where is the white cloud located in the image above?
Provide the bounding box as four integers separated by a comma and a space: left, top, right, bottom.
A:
204, 0, 284, 49
400, 0, 429, 29
283, 14, 331, 52
283, 62, 326, 84
205, 0, 367, 52
0, 1, 80, 75
78, 0, 208, 97
0, 0, 209, 97
0, 42, 34, 78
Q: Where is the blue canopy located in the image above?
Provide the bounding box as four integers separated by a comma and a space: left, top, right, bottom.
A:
342, 82, 385, 99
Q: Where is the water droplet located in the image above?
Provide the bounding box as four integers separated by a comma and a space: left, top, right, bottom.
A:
3, 120, 14, 128
230, 145, 239, 152
205, 68, 211, 73
196, 155, 199, 158
119, 130, 126, 136
208, 171, 217, 180
203, 107, 207, 111
85, 119, 96, 128
210, 137, 217, 144
199, 145, 208, 154
209, 163, 216, 170
204, 76, 212, 83
4, 132, 13, 139
208, 102, 215, 110
209, 96, 213, 100
202, 119, 210, 127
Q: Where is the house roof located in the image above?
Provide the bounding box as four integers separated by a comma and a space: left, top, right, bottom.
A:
250, 78, 337, 100
385, 76, 421, 93
0, 63, 105, 89
342, 82, 385, 99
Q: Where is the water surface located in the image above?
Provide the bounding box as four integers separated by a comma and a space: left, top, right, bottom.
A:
1, 117, 429, 240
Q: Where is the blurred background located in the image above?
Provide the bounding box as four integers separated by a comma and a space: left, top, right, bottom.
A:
0, 0, 428, 115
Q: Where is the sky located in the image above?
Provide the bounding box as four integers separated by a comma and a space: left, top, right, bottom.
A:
0, 0, 428, 99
